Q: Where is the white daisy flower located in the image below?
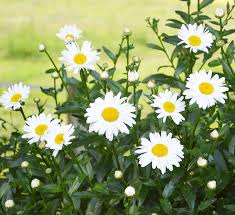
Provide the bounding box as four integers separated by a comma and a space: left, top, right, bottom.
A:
59, 41, 100, 74
151, 89, 185, 125
56, 24, 82, 43
44, 124, 75, 157
0, 83, 30, 110
178, 23, 213, 53
183, 70, 229, 109
135, 131, 184, 174
22, 114, 60, 144
85, 91, 136, 141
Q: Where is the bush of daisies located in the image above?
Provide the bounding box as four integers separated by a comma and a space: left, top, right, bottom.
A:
1, 0, 235, 214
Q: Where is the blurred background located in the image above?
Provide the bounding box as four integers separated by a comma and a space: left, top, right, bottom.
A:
0, 0, 234, 131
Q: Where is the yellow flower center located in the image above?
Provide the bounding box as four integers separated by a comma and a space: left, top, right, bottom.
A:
54, 133, 65, 145
10, 93, 22, 102
65, 34, 74, 39
199, 82, 214, 95
73, 53, 87, 65
35, 124, 48, 136
101, 107, 119, 122
163, 101, 175, 113
152, 144, 168, 157
188, 35, 202, 46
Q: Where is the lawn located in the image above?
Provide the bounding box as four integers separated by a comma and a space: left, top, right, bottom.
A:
0, 0, 234, 135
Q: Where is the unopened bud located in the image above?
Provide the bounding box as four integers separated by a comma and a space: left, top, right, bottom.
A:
197, 157, 208, 168
5, 200, 15, 208
33, 97, 40, 103
124, 186, 135, 197
21, 161, 29, 168
38, 43, 47, 52
31, 178, 40, 189
132, 56, 141, 63
51, 72, 59, 79
128, 71, 139, 83
101, 71, 109, 80
147, 80, 156, 89
138, 104, 143, 111
207, 180, 216, 190
45, 168, 52, 174
210, 130, 219, 139
114, 170, 123, 179
123, 27, 132, 37
215, 8, 225, 18
216, 40, 225, 47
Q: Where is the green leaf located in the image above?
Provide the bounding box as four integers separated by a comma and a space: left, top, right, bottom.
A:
162, 174, 182, 198
102, 46, 116, 62
224, 205, 235, 212
208, 59, 221, 67
199, 0, 214, 10
40, 184, 63, 193
45, 68, 56, 74
198, 198, 216, 211
214, 149, 228, 172
160, 198, 172, 214
181, 184, 196, 210
73, 191, 96, 199
146, 43, 163, 51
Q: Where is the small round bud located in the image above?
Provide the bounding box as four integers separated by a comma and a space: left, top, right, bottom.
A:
132, 56, 141, 63
45, 168, 52, 174
100, 71, 109, 80
216, 40, 225, 47
114, 170, 123, 179
215, 8, 225, 18
147, 80, 156, 89
138, 104, 143, 111
21, 161, 29, 168
31, 178, 40, 189
38, 43, 47, 52
152, 213, 158, 215
207, 180, 216, 190
123, 27, 132, 37
5, 200, 15, 208
197, 157, 208, 168
102, 62, 108, 69
128, 71, 139, 83
33, 97, 40, 103
162, 84, 169, 90
229, 92, 235, 101
210, 130, 219, 139
124, 186, 135, 197
189, 171, 194, 176
51, 72, 59, 79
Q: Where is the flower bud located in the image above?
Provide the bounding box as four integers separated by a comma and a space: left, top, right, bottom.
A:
128, 71, 139, 83
229, 92, 235, 101
215, 8, 225, 18
138, 104, 143, 111
114, 170, 123, 179
45, 168, 52, 174
123, 27, 132, 37
33, 97, 40, 103
51, 72, 59, 79
147, 80, 156, 89
31, 178, 40, 189
124, 186, 135, 197
101, 71, 109, 80
210, 130, 219, 139
21, 161, 29, 168
216, 40, 225, 47
102, 62, 108, 69
152, 213, 158, 215
5, 200, 15, 208
38, 43, 47, 52
132, 56, 141, 63
207, 180, 216, 190
197, 157, 208, 168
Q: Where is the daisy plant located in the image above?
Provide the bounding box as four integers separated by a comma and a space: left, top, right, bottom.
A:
0, 0, 235, 214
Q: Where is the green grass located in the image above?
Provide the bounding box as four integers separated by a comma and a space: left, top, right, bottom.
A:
0, 0, 234, 136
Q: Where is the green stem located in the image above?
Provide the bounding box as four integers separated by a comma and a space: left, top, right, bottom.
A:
19, 107, 26, 120
53, 78, 60, 119
112, 141, 121, 170
221, 47, 234, 74
133, 84, 136, 106
208, 139, 218, 157
45, 50, 70, 96
125, 36, 130, 95
197, 0, 200, 21
51, 156, 76, 211
187, 1, 191, 24
80, 69, 90, 101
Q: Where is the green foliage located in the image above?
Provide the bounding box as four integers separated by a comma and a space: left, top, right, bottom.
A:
0, 1, 235, 215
